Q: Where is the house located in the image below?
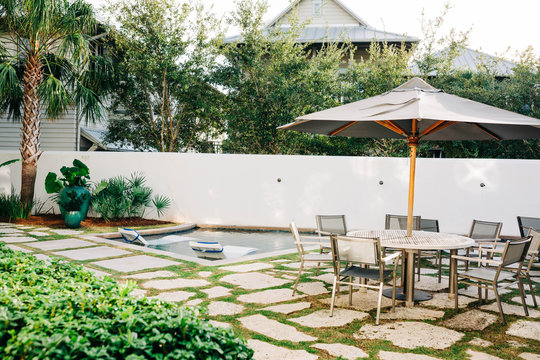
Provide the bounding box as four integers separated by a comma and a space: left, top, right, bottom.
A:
224, 0, 419, 63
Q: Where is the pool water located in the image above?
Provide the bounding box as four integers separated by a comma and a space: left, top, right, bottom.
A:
142, 228, 296, 260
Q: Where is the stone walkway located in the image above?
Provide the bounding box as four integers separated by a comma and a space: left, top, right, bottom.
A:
1, 224, 539, 360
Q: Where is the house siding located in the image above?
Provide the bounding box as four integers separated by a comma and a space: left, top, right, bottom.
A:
277, 0, 358, 26
0, 108, 78, 151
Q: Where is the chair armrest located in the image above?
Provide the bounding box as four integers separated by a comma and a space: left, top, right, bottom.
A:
315, 230, 332, 236
303, 235, 328, 241
294, 241, 331, 247
478, 248, 503, 254
451, 254, 502, 266
382, 252, 401, 263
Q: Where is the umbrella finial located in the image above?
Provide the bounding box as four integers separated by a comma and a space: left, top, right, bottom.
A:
393, 77, 441, 93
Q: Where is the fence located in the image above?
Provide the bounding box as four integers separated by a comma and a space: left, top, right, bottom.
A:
1, 150, 538, 235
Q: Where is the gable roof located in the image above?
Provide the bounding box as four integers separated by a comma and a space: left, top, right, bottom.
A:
410, 47, 517, 76
266, 0, 371, 28
224, 0, 419, 45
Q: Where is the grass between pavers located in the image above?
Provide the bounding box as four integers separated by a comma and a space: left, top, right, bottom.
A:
1, 225, 539, 360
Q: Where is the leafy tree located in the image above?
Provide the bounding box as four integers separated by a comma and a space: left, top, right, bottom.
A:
0, 0, 109, 207
215, 0, 349, 154
104, 0, 223, 152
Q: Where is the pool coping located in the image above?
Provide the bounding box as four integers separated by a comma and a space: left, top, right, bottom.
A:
85, 223, 311, 266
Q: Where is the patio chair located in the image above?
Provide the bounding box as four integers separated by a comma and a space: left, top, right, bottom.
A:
290, 221, 332, 296
479, 228, 540, 308
329, 234, 400, 325
419, 218, 443, 282
385, 214, 421, 231
452, 237, 531, 324
315, 214, 348, 253
517, 216, 540, 238
385, 214, 423, 280
464, 220, 503, 270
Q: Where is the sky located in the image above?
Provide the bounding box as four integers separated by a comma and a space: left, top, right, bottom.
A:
93, 0, 540, 60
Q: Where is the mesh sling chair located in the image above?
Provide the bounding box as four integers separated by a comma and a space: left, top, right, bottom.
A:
517, 216, 540, 238
329, 234, 400, 325
452, 237, 531, 325
441, 220, 503, 272
315, 214, 348, 254
385, 214, 424, 281
464, 220, 503, 271
419, 218, 442, 282
290, 221, 332, 296
479, 228, 540, 308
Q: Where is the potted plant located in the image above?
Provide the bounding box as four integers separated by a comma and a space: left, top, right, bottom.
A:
45, 159, 91, 220
59, 188, 88, 228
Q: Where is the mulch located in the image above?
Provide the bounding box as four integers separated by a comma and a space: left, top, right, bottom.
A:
2, 214, 172, 228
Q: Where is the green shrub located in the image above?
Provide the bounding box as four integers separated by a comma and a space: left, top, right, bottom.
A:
0, 244, 253, 359
91, 173, 171, 221
0, 188, 33, 220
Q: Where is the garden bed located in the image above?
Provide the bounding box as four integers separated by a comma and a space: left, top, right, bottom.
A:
3, 214, 173, 228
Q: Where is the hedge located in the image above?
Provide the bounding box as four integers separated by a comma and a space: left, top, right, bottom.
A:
0, 243, 253, 359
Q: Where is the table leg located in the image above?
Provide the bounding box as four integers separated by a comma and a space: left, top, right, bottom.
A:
382, 249, 432, 305
448, 249, 457, 299
405, 250, 416, 307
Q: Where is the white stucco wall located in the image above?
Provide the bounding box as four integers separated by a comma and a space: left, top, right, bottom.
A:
0, 150, 537, 236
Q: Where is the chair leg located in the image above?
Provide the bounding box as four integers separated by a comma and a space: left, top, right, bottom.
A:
348, 276, 353, 306
478, 284, 482, 304
376, 282, 383, 325
293, 261, 304, 296
493, 284, 506, 325
330, 276, 338, 317
454, 263, 459, 310
316, 262, 320, 276
526, 274, 538, 308
437, 250, 442, 283
417, 251, 421, 281
465, 248, 470, 271
392, 272, 397, 312
517, 275, 530, 317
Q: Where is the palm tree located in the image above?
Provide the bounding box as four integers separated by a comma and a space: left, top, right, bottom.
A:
0, 0, 107, 208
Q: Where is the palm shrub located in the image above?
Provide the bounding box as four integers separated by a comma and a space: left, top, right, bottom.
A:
91, 173, 171, 221
0, 243, 253, 359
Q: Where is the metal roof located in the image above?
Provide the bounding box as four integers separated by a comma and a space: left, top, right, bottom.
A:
81, 127, 135, 151
224, 25, 419, 44
410, 47, 517, 76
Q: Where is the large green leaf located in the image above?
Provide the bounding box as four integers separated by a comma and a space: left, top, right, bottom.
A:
44, 172, 63, 194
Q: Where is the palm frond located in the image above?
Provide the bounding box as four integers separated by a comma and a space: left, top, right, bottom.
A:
38, 73, 72, 119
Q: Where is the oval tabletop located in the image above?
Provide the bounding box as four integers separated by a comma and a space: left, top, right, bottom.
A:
347, 230, 475, 250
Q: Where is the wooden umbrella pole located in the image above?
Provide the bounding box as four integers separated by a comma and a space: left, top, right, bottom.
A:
407, 120, 419, 237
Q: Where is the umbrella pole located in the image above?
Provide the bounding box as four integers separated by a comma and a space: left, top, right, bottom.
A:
407, 134, 419, 237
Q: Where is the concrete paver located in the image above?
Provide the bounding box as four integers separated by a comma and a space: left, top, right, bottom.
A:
239, 314, 317, 342
92, 255, 178, 272
356, 322, 464, 349
54, 246, 130, 260
26, 238, 96, 251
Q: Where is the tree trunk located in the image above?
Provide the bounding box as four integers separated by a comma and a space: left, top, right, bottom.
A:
20, 55, 43, 206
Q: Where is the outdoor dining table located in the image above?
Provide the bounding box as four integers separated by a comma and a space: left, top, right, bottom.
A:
347, 229, 475, 307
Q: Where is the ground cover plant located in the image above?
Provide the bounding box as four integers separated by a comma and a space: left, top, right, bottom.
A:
0, 243, 253, 360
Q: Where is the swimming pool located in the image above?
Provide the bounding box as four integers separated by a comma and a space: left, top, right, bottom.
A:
112, 227, 300, 263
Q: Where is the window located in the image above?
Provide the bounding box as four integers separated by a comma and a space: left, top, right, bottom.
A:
313, 0, 322, 16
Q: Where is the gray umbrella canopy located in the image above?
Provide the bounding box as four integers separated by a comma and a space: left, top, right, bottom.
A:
280, 77, 540, 141
279, 77, 540, 236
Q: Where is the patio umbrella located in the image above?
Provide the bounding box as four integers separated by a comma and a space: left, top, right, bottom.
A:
279, 77, 540, 236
